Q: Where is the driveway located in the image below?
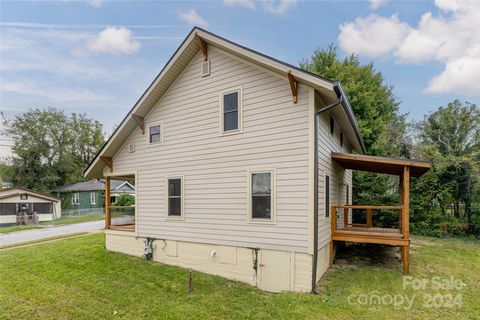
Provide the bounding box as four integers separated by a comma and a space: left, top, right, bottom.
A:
0, 220, 104, 246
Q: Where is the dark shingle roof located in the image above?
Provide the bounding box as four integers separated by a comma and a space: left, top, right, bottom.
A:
53, 180, 134, 192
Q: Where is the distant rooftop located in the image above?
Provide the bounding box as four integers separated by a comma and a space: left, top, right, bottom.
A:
53, 180, 134, 193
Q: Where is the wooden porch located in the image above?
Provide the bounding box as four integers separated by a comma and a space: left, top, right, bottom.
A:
330, 153, 431, 274
104, 176, 136, 233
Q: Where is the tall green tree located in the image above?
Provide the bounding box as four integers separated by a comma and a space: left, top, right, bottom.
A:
414, 101, 479, 225
2, 107, 105, 192
301, 45, 407, 209
301, 44, 402, 154
418, 100, 479, 157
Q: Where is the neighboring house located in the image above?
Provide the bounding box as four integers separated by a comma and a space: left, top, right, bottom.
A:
0, 187, 61, 226
53, 180, 135, 212
84, 28, 430, 293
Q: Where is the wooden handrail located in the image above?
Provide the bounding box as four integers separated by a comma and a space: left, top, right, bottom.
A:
109, 205, 135, 209
331, 204, 404, 233
333, 205, 403, 210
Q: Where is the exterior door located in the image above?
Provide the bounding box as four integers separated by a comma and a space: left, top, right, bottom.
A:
259, 250, 291, 292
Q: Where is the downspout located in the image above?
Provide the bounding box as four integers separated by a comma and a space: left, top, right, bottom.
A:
311, 96, 343, 293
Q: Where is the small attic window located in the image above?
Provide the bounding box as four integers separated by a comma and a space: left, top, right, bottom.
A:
148, 122, 163, 145
20, 194, 28, 200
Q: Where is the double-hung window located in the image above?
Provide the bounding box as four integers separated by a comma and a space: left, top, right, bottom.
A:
167, 177, 183, 218
148, 123, 162, 144
249, 170, 275, 222
90, 192, 97, 205
72, 193, 80, 205
221, 89, 241, 134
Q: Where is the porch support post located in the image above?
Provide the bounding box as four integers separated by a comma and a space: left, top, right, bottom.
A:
105, 176, 111, 230
330, 206, 337, 266
366, 208, 372, 228
401, 166, 410, 274
402, 167, 410, 238
399, 174, 404, 230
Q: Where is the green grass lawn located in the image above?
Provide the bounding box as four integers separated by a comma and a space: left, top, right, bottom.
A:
0, 213, 105, 234
0, 234, 478, 320
45, 213, 105, 226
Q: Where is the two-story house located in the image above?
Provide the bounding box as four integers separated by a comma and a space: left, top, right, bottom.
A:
84, 28, 430, 293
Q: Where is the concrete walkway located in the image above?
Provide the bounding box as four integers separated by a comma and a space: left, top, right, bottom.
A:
0, 220, 104, 246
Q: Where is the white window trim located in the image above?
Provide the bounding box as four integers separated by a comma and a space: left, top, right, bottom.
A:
165, 175, 185, 220
247, 168, 276, 224
90, 192, 96, 205
146, 121, 164, 146
72, 193, 80, 205
219, 86, 243, 136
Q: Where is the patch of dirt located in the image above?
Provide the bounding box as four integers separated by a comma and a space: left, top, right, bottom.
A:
410, 238, 436, 247
333, 242, 401, 271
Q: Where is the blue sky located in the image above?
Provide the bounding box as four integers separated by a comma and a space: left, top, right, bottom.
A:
1, 0, 479, 138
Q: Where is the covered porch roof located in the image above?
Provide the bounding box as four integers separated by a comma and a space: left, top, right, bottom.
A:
331, 152, 432, 177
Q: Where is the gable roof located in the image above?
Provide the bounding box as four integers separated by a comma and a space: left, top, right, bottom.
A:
0, 187, 60, 202
53, 180, 134, 192
85, 27, 366, 179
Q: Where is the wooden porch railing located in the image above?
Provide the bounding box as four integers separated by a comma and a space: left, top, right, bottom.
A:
331, 205, 404, 237
109, 205, 135, 230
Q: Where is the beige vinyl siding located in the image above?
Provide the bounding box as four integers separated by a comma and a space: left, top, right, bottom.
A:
315, 95, 353, 249
107, 45, 310, 253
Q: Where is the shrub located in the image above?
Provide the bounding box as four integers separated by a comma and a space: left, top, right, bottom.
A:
113, 194, 135, 207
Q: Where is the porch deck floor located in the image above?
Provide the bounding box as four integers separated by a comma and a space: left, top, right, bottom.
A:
332, 225, 407, 246
109, 224, 135, 232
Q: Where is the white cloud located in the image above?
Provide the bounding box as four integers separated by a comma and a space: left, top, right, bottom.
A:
86, 27, 140, 55
338, 15, 410, 58
337, 1, 480, 97
370, 0, 388, 10
434, 0, 459, 12
222, 0, 297, 14
223, 0, 256, 10
1, 80, 111, 102
85, 0, 104, 8
425, 51, 480, 96
178, 9, 208, 27
0, 28, 141, 79
0, 22, 183, 29
262, 0, 298, 15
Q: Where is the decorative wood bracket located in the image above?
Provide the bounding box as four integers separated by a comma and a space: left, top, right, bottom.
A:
195, 33, 208, 61
100, 156, 113, 172
131, 114, 145, 135
287, 71, 298, 104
